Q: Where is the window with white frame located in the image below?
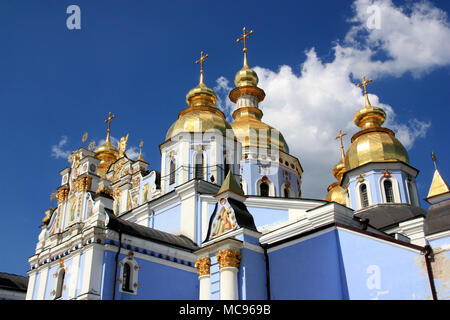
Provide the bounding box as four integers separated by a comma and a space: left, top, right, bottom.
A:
119, 253, 140, 295
169, 159, 176, 185
359, 183, 369, 208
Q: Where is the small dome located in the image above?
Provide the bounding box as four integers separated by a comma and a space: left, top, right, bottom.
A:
231, 108, 289, 153
345, 129, 409, 171
324, 182, 346, 206
166, 107, 232, 141
234, 65, 258, 87
332, 159, 346, 179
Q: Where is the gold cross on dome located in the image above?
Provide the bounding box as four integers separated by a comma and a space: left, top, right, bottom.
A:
195, 51, 209, 85
237, 27, 254, 53
195, 51, 208, 74
105, 112, 115, 134
357, 76, 373, 95
334, 129, 347, 161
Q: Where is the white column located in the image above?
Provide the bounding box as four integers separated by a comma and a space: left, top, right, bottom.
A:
68, 254, 80, 299
25, 272, 36, 300
199, 275, 211, 300
220, 267, 239, 300
36, 267, 49, 300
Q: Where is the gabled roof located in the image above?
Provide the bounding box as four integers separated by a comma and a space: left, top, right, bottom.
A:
105, 209, 198, 251
426, 169, 450, 200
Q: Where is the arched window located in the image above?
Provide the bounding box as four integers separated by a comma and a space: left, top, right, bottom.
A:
169, 160, 175, 185
360, 183, 369, 208
55, 269, 65, 299
122, 262, 132, 293
195, 153, 204, 179
260, 182, 269, 197
284, 188, 290, 198
383, 180, 394, 203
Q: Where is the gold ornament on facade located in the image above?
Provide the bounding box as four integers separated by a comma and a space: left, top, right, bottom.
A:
56, 186, 70, 204
96, 183, 113, 197
216, 249, 241, 269
75, 175, 92, 192
118, 133, 129, 158
195, 257, 211, 276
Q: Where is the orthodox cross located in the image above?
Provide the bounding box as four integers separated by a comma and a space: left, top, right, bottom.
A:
236, 27, 254, 53
334, 129, 347, 161
195, 51, 209, 85
357, 76, 373, 107
105, 112, 115, 143
357, 76, 373, 95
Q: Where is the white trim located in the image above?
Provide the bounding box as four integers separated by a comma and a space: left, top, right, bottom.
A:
405, 179, 419, 206
255, 177, 275, 197
355, 180, 372, 209
267, 226, 336, 253
426, 229, 450, 242
379, 176, 400, 203
118, 255, 140, 295
336, 227, 423, 254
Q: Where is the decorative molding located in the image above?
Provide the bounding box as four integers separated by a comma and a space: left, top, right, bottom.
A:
216, 249, 241, 269
194, 257, 211, 276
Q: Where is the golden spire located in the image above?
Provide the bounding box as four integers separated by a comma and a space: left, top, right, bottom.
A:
357, 76, 373, 107
237, 27, 254, 68
427, 150, 450, 200
137, 140, 144, 161
334, 129, 347, 163
104, 112, 115, 145
195, 51, 209, 87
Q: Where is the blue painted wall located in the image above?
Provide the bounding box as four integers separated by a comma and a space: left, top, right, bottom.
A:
238, 248, 267, 300
269, 230, 347, 299
101, 250, 198, 300
337, 229, 431, 299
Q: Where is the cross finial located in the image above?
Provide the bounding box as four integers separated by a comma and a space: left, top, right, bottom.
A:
237, 27, 254, 67
334, 129, 347, 162
357, 76, 373, 107
431, 150, 438, 171
195, 51, 209, 85
105, 112, 115, 143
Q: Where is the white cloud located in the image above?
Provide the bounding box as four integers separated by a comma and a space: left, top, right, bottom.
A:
214, 76, 234, 121
51, 136, 71, 159
215, 0, 447, 198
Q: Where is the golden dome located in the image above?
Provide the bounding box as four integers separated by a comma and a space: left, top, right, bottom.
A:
345, 77, 409, 171
324, 182, 346, 206
95, 112, 120, 178
166, 64, 232, 141
235, 64, 259, 87
332, 159, 346, 180
231, 107, 289, 153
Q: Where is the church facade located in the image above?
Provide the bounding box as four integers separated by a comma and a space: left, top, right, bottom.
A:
26, 28, 450, 300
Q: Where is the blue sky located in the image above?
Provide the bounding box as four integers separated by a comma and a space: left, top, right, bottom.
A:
0, 0, 449, 276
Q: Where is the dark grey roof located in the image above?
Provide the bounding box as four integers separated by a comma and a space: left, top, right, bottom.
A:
105, 209, 198, 251
425, 199, 450, 236
0, 273, 28, 292
354, 203, 426, 230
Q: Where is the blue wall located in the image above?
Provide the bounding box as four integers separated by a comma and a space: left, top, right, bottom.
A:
101, 250, 198, 300
269, 230, 348, 299
238, 248, 267, 300
337, 229, 431, 299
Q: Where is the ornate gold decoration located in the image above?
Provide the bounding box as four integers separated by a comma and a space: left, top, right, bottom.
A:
56, 186, 70, 204
118, 133, 129, 157
96, 183, 113, 197
194, 257, 211, 276
82, 131, 88, 143
76, 175, 92, 192
357, 173, 366, 183
137, 140, 144, 161
88, 140, 96, 151
59, 259, 65, 268
381, 169, 392, 178
216, 249, 241, 269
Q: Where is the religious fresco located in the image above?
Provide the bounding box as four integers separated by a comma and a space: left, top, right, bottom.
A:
210, 198, 237, 239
